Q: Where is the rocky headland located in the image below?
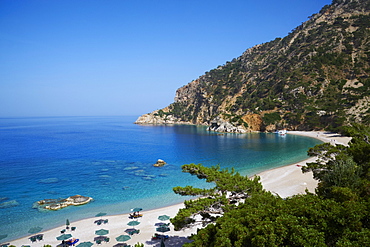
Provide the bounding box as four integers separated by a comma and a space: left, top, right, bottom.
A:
135, 0, 370, 132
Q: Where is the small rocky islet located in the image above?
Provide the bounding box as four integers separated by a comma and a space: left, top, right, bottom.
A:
153, 159, 166, 167
35, 195, 93, 211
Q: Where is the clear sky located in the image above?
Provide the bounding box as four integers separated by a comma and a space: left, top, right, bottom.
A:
0, 0, 332, 117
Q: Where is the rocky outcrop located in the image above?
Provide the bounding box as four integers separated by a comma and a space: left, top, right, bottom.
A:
0, 199, 19, 209
242, 114, 263, 132
207, 117, 247, 133
135, 110, 191, 125
36, 195, 93, 211
153, 159, 166, 167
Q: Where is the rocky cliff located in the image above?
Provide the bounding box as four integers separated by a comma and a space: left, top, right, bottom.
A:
136, 0, 370, 132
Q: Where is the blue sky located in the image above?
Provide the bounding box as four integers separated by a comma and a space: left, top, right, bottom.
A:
0, 0, 331, 117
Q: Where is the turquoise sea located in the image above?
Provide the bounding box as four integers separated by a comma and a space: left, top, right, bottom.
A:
0, 116, 321, 242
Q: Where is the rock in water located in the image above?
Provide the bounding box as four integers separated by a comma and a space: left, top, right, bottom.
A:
0, 200, 19, 209
153, 159, 166, 167
36, 195, 93, 210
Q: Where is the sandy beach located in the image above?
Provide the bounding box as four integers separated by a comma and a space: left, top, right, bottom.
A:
4, 131, 351, 247
9, 202, 196, 247
258, 131, 351, 198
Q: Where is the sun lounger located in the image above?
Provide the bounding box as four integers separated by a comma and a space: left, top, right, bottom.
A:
129, 214, 142, 219
151, 233, 169, 240
67, 238, 79, 246
71, 227, 76, 231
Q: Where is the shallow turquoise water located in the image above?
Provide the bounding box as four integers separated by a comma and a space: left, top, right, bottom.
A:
0, 116, 321, 242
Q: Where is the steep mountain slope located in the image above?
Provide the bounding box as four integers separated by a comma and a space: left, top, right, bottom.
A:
136, 0, 370, 132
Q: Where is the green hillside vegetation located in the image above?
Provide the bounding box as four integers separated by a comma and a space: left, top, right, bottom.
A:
171, 124, 370, 246
145, 0, 370, 132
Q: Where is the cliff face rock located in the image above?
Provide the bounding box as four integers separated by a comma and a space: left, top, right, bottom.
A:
136, 0, 370, 132
242, 114, 263, 131
208, 117, 247, 133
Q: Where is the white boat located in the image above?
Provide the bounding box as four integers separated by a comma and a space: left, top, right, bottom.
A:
278, 129, 287, 135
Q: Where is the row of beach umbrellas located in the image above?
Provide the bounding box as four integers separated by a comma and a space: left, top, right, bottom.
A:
94, 228, 131, 242
22, 208, 169, 246
92, 209, 143, 244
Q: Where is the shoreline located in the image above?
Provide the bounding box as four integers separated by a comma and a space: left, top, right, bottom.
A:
4, 131, 351, 247
258, 131, 351, 198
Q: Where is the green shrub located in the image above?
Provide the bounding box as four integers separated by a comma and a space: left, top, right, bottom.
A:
262, 112, 281, 125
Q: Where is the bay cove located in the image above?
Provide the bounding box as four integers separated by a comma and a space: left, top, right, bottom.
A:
0, 116, 321, 242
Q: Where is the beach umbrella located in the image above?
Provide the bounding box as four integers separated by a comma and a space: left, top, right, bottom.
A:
95, 212, 107, 217
66, 219, 70, 227
0, 234, 7, 240
131, 207, 142, 212
95, 229, 109, 235
115, 235, 131, 242
56, 233, 72, 240
156, 226, 170, 233
76, 241, 94, 247
158, 215, 170, 221
127, 221, 140, 227
28, 226, 43, 234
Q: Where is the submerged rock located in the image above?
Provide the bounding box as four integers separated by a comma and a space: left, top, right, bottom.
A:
0, 199, 19, 209
0, 197, 9, 202
38, 178, 59, 184
123, 166, 139, 170
133, 169, 145, 173
36, 195, 93, 211
47, 191, 59, 195
142, 175, 156, 180
153, 159, 166, 167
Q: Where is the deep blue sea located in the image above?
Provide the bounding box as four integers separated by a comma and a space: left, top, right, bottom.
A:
0, 116, 321, 242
